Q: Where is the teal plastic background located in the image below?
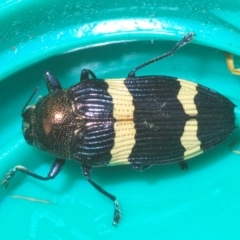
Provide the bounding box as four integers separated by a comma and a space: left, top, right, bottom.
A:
1, 0, 240, 239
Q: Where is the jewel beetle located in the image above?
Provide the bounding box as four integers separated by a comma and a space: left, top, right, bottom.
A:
1, 32, 236, 225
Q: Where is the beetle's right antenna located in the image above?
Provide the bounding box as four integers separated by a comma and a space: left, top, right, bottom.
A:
21, 87, 39, 115
128, 32, 195, 77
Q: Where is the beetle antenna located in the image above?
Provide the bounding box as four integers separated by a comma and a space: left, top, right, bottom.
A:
128, 32, 196, 77
21, 87, 39, 115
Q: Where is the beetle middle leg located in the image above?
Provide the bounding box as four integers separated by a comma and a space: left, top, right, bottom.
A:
1, 158, 65, 188
80, 69, 97, 81
81, 164, 121, 226
225, 52, 240, 76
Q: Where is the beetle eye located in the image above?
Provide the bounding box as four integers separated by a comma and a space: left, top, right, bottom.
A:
21, 107, 35, 146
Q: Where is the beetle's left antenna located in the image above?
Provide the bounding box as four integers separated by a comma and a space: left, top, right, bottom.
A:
21, 87, 39, 115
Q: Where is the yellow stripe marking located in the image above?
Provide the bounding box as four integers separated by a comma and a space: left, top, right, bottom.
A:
177, 79, 198, 116
181, 119, 203, 159
108, 121, 135, 165
106, 79, 134, 119
106, 79, 136, 165
177, 79, 203, 159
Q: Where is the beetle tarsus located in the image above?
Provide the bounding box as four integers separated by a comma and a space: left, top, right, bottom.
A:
82, 164, 121, 225
1, 168, 16, 188
112, 200, 121, 226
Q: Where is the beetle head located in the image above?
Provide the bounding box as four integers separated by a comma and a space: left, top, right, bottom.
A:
22, 106, 35, 145
21, 87, 38, 146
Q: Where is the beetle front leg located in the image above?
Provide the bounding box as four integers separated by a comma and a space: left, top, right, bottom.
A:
1, 158, 65, 188
81, 164, 121, 226
43, 71, 62, 92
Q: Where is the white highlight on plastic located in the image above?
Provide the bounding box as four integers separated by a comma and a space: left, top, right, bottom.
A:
77, 19, 170, 38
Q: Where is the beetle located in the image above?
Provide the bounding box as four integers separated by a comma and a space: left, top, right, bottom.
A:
1, 32, 236, 225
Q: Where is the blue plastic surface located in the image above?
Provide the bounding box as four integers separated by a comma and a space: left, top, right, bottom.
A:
1, 1, 240, 239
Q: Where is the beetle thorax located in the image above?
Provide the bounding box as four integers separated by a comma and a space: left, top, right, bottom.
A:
33, 90, 76, 158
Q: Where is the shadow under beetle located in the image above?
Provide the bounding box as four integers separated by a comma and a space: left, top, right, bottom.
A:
1, 32, 236, 225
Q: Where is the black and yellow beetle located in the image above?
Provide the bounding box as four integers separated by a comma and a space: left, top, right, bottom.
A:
1, 32, 237, 225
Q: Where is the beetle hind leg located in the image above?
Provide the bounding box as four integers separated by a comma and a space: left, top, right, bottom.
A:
179, 160, 188, 170
81, 164, 121, 225
128, 32, 195, 77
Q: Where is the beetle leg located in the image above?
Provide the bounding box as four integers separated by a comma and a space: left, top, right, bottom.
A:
225, 52, 240, 76
1, 158, 65, 188
128, 32, 195, 77
43, 71, 62, 92
81, 164, 121, 225
132, 163, 151, 172
179, 160, 188, 170
80, 69, 97, 81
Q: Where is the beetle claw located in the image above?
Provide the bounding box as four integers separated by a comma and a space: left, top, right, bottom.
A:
1, 168, 16, 188
112, 200, 121, 226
